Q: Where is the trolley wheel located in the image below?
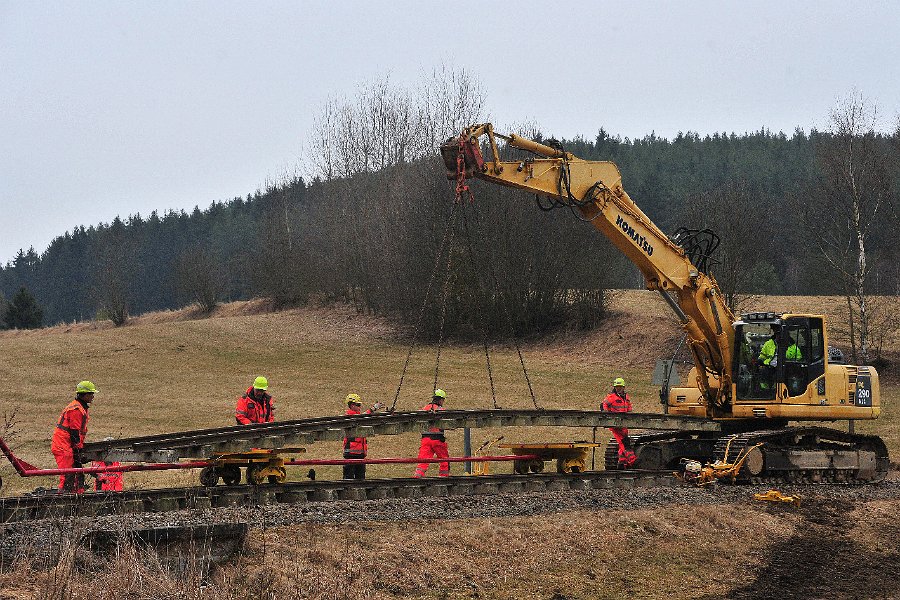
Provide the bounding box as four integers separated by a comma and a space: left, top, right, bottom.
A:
199, 466, 219, 487
528, 460, 545, 473
557, 458, 585, 474
219, 464, 241, 486
267, 467, 287, 484
246, 463, 266, 485
513, 460, 529, 475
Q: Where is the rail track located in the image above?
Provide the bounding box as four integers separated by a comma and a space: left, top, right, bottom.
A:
0, 469, 678, 524
81, 409, 719, 463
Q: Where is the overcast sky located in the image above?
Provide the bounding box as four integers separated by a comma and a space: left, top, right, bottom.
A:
2, 2, 899, 263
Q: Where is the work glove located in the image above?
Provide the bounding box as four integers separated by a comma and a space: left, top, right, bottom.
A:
371, 402, 383, 411
74, 450, 86, 466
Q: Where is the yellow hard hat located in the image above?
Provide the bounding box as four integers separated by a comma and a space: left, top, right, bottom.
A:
613, 378, 626, 387
76, 380, 98, 394
253, 376, 269, 391
433, 389, 446, 399
346, 393, 362, 406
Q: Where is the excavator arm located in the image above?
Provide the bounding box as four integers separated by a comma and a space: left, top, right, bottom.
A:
442, 124, 735, 409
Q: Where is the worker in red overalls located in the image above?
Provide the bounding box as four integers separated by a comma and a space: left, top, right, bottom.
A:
235, 376, 275, 425
50, 380, 97, 493
601, 377, 637, 468
342, 393, 383, 480
90, 436, 124, 491
91, 461, 124, 491
414, 389, 450, 478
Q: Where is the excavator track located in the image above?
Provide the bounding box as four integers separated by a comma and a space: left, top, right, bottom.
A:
604, 431, 718, 471
712, 427, 890, 484
605, 426, 889, 484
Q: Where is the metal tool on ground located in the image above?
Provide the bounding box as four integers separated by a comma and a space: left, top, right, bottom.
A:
468, 436, 504, 476
753, 489, 802, 507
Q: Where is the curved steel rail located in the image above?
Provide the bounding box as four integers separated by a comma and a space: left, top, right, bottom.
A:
81, 409, 719, 463
0, 469, 677, 524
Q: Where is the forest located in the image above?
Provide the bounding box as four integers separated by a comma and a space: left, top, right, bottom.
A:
1, 73, 898, 364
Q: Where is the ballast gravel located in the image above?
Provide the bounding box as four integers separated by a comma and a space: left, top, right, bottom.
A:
3, 476, 900, 561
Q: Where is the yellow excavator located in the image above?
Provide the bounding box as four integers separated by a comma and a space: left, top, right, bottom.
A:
441, 124, 887, 483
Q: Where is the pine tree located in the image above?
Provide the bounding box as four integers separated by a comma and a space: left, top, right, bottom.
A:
4, 286, 43, 329
0, 293, 7, 330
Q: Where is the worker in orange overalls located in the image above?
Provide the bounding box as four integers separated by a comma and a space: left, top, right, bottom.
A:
91, 461, 124, 491
601, 377, 637, 467
342, 393, 383, 479
414, 389, 450, 478
235, 376, 275, 425
50, 380, 97, 493
90, 436, 124, 491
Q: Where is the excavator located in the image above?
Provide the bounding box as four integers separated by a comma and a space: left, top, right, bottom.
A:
441, 123, 888, 483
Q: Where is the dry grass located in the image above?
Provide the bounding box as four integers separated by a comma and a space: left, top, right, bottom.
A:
1, 290, 899, 598
0, 503, 797, 600
0, 290, 898, 493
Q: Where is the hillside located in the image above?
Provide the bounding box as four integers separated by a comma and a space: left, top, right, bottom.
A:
1, 290, 897, 492
1, 290, 899, 599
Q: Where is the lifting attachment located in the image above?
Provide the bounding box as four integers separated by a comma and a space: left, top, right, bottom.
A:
677, 439, 764, 486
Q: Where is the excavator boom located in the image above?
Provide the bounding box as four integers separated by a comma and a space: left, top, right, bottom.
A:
442, 125, 735, 410
440, 122, 884, 482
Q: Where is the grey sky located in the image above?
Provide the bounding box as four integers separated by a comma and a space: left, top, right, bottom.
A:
2, 1, 899, 263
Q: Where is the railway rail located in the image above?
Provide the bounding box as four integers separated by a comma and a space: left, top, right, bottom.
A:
81, 409, 719, 463
0, 469, 678, 524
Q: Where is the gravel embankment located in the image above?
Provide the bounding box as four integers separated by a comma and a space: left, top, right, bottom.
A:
4, 476, 900, 562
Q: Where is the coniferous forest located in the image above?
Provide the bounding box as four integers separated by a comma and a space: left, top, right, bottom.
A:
1, 76, 898, 365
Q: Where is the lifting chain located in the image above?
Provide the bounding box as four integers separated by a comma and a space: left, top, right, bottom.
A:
393, 140, 540, 412
459, 206, 499, 409
461, 203, 540, 410
432, 218, 457, 394
455, 137, 475, 204
390, 202, 460, 412
453, 135, 536, 409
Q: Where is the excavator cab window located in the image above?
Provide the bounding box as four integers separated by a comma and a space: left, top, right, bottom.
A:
782, 317, 825, 397
733, 322, 778, 400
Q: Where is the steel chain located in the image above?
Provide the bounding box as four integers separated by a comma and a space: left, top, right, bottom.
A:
462, 202, 540, 409
432, 218, 458, 394
460, 206, 499, 408
391, 202, 460, 412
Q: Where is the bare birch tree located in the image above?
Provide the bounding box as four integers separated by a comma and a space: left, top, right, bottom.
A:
801, 92, 892, 363
308, 68, 486, 181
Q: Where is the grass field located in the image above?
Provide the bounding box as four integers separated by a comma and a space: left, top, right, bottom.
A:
0, 290, 897, 494
1, 290, 899, 599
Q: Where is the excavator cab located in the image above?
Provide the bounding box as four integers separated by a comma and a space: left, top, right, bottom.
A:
733, 314, 826, 401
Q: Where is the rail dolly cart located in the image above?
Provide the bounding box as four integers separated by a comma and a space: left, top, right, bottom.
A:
501, 442, 603, 474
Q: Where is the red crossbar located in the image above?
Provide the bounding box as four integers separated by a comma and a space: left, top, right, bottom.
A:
0, 436, 538, 478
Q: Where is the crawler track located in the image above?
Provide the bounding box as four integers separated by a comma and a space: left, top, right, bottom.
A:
602, 427, 890, 484
712, 427, 890, 484
0, 470, 677, 524
81, 410, 719, 463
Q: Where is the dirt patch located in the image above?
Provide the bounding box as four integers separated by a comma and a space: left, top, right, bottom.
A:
718, 497, 900, 600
